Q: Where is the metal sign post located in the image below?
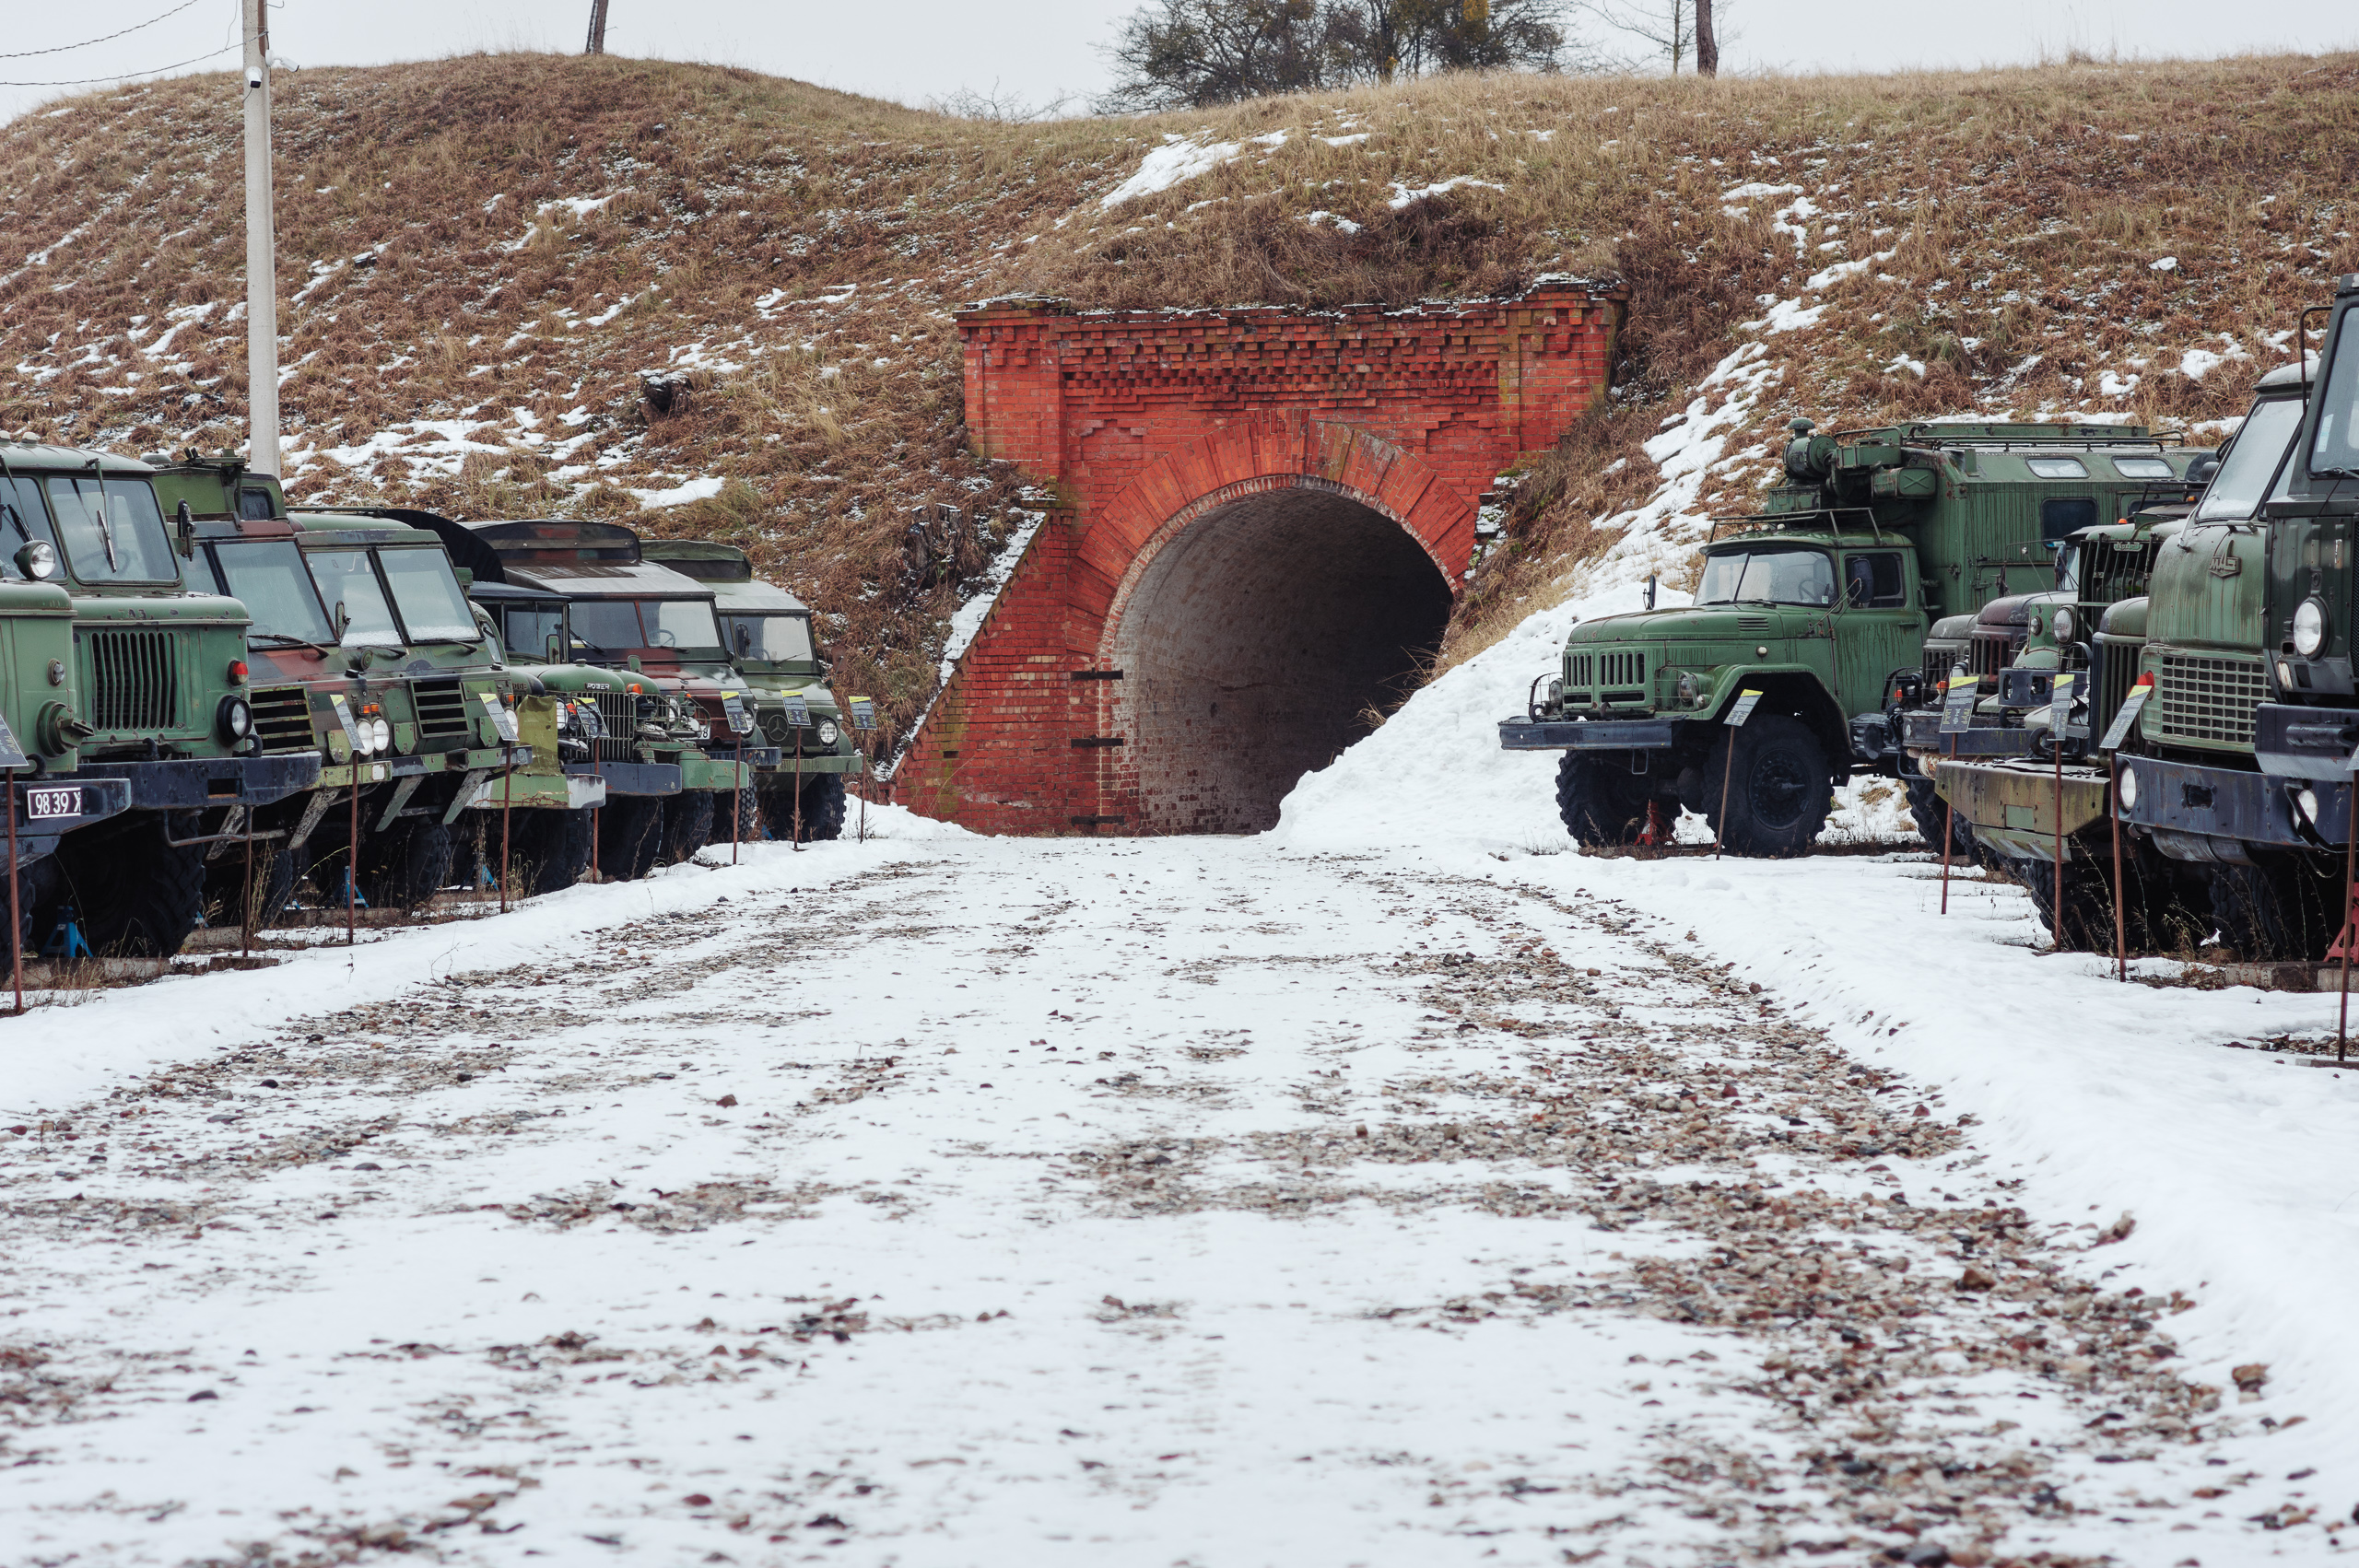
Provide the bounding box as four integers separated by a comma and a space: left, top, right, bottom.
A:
2341, 743, 2359, 1061
0, 712, 26, 1015
722, 694, 752, 865
1713, 689, 1763, 861
1937, 666, 1977, 916
2048, 673, 2074, 952
2099, 678, 2154, 982
850, 696, 876, 843
783, 692, 810, 852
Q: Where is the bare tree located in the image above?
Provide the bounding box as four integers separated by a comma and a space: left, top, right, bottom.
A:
585, 0, 610, 56
1573, 0, 1728, 75
926, 82, 1080, 123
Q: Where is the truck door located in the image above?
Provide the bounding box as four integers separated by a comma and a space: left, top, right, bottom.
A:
1837, 549, 1927, 709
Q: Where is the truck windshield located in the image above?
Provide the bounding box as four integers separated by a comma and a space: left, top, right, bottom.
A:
212, 540, 334, 644
378, 547, 478, 642
2199, 395, 2306, 520
43, 474, 178, 584
569, 600, 645, 654
2055, 542, 2081, 595
2316, 311, 2359, 476
641, 599, 722, 652
308, 548, 401, 645
1696, 548, 1837, 607
501, 603, 568, 662
722, 614, 815, 661
0, 476, 60, 577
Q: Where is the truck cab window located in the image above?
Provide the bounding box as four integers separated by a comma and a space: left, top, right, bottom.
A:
43, 474, 179, 583
237, 486, 276, 521
2196, 395, 2305, 521
1844, 553, 1907, 609
2041, 497, 2097, 543
307, 548, 400, 645
2314, 311, 2359, 476
0, 477, 59, 576
1697, 547, 1837, 608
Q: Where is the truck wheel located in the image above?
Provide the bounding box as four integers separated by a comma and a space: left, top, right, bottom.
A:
660, 790, 714, 863
2011, 855, 2120, 952
596, 795, 666, 882
1555, 755, 1650, 846
2207, 858, 2337, 962
1903, 774, 1974, 860
707, 783, 762, 847
792, 773, 849, 839
56, 813, 206, 958
361, 820, 453, 911
1706, 716, 1831, 858
511, 808, 593, 896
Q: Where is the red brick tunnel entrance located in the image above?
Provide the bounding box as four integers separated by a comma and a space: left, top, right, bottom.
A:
895, 284, 1624, 836
1103, 479, 1452, 833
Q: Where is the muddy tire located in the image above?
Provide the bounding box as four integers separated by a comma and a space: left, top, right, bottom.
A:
1555, 755, 1650, 847
54, 813, 206, 958
2206, 858, 2339, 962
707, 783, 762, 847
1903, 772, 1974, 860
660, 790, 715, 864
508, 808, 593, 896
361, 820, 453, 911
766, 775, 848, 843
595, 795, 666, 882
1705, 715, 1831, 858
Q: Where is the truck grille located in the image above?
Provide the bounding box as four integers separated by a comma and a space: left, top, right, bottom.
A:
1923, 646, 1961, 689
85, 628, 178, 731
1565, 653, 1594, 695
2089, 635, 2145, 749
1599, 649, 1646, 703
591, 689, 640, 764
249, 685, 317, 754
2151, 651, 2264, 749
411, 677, 475, 745
1969, 627, 2016, 679
2083, 542, 2158, 607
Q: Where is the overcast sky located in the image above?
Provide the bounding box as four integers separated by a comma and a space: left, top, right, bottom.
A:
1, 0, 2347, 129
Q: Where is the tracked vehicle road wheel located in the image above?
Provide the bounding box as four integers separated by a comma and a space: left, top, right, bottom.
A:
1555, 755, 1650, 847
55, 813, 206, 957
660, 790, 714, 864
1705, 715, 1830, 858
362, 820, 454, 911
2207, 858, 2338, 962
596, 795, 666, 882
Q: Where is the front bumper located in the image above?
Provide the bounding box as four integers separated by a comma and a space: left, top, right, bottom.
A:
760, 749, 859, 777
2118, 754, 2341, 855
2255, 703, 2359, 781
679, 755, 755, 792
1932, 758, 2113, 861
466, 771, 606, 812
569, 761, 682, 798
0, 777, 135, 872
69, 753, 323, 812
1498, 716, 1680, 752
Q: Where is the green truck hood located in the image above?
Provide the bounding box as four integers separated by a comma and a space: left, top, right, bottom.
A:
1567, 604, 1818, 647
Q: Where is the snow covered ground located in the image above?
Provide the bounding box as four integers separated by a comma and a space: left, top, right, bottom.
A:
0, 791, 2351, 1564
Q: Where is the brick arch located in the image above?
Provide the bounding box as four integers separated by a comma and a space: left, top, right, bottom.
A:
895, 284, 1625, 835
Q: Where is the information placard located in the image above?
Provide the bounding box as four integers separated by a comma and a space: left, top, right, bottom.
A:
2098, 683, 2151, 754
1938, 668, 1978, 734
1724, 689, 1764, 728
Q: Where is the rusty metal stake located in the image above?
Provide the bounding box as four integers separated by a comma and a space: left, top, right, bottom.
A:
2052, 735, 2067, 953
6, 773, 20, 1016
346, 770, 359, 946
499, 759, 514, 915
2341, 781, 2356, 1062
241, 807, 256, 959
2123, 755, 2142, 980
1712, 736, 1735, 860
1939, 737, 1956, 917
792, 730, 804, 852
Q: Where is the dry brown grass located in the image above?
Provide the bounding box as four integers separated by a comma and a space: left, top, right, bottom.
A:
6, 52, 2358, 733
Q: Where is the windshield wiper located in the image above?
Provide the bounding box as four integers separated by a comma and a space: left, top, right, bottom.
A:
246, 632, 319, 648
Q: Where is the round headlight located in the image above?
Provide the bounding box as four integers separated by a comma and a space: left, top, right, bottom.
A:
2118, 766, 2140, 811
1546, 677, 1563, 706
2028, 612, 2045, 638
816, 720, 839, 745
370, 716, 393, 753
217, 695, 252, 742
2299, 787, 2321, 825
2294, 597, 2328, 658
2052, 606, 2074, 643
349, 717, 374, 755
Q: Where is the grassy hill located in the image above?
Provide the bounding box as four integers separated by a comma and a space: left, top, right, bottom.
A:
6, 52, 2356, 745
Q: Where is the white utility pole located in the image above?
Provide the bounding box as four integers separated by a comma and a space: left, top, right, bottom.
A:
242, 0, 280, 477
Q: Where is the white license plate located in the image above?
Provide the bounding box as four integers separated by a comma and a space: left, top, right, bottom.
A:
24, 787, 81, 821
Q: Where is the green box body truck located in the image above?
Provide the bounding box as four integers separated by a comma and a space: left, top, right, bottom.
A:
1499, 420, 2206, 855
0, 444, 320, 954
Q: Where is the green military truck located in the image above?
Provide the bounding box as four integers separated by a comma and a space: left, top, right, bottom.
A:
1927, 363, 2311, 950
0, 443, 320, 954
402, 517, 769, 879
1499, 418, 2206, 855
639, 539, 857, 841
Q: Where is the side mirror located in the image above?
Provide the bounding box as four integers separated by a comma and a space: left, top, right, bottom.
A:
175, 499, 194, 558
546, 634, 562, 661
14, 540, 58, 581
2188, 458, 2220, 486
333, 601, 351, 642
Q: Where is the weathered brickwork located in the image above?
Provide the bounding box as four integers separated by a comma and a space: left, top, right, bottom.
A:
896, 283, 1625, 835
